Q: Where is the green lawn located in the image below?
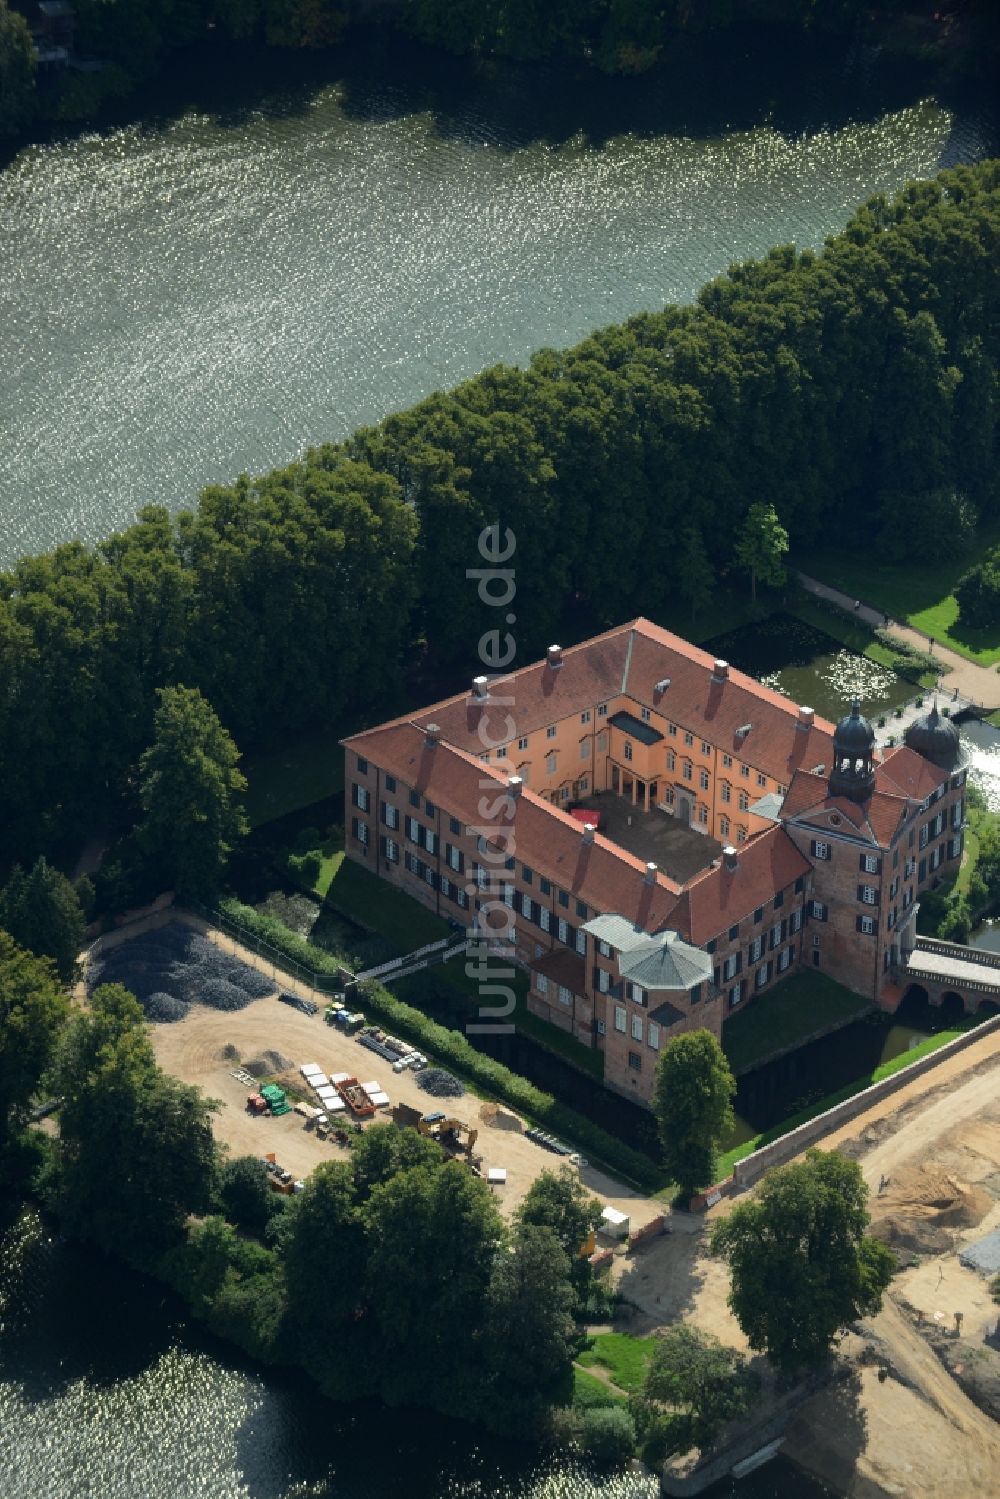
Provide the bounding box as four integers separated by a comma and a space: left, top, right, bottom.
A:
577, 1332, 656, 1394
571, 1365, 627, 1410
240, 732, 345, 828
795, 525, 1000, 667
721, 970, 874, 1076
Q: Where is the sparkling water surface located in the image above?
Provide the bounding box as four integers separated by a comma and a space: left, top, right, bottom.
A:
0, 65, 994, 566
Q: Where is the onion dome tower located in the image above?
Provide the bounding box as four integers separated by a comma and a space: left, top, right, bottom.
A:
904, 701, 969, 772
828, 699, 876, 802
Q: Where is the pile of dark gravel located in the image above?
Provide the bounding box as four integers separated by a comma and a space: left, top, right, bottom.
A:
143, 991, 191, 1023
415, 1068, 465, 1099
88, 923, 275, 1021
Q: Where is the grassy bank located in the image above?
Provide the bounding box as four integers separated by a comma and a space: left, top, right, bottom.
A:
715, 1017, 984, 1179
240, 732, 345, 828
722, 970, 874, 1076
578, 1332, 656, 1394
795, 523, 1000, 668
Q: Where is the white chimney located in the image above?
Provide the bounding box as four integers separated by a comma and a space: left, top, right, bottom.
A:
797, 706, 815, 732
546, 644, 563, 669
507, 775, 523, 799
712, 659, 729, 682
425, 722, 440, 748
581, 822, 595, 844
723, 845, 738, 871
472, 675, 489, 699
654, 677, 671, 695
644, 861, 657, 885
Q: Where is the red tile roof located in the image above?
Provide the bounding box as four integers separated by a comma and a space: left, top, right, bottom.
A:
663, 826, 812, 947
623, 621, 836, 784
341, 720, 682, 927
530, 949, 587, 994
349, 618, 835, 787
877, 746, 949, 800
780, 745, 943, 850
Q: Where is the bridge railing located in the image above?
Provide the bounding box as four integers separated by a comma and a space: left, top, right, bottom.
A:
914, 936, 1000, 970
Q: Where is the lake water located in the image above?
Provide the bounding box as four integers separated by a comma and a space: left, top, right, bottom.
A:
0, 37, 996, 567
0, 1209, 828, 1499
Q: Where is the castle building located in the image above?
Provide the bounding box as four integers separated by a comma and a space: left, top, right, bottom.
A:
341, 620, 968, 1106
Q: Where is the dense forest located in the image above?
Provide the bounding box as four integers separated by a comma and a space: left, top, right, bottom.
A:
0, 159, 998, 877
3, 0, 999, 137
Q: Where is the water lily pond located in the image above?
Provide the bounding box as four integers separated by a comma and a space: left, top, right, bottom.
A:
703, 612, 913, 722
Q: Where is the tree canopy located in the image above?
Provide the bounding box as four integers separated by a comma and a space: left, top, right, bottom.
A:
0, 857, 86, 982
651, 1030, 736, 1198
43, 983, 219, 1262
710, 1149, 895, 1374
643, 1323, 758, 1449
0, 931, 68, 1151
136, 685, 249, 903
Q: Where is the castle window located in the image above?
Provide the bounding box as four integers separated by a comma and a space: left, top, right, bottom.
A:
518, 736, 529, 750
811, 840, 830, 860
624, 742, 633, 762
641, 707, 651, 723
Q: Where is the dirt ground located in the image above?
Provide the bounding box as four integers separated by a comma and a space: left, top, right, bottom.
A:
146, 991, 661, 1226
594, 1034, 1000, 1497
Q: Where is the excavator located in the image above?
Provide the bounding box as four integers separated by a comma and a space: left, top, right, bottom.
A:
393, 1104, 481, 1171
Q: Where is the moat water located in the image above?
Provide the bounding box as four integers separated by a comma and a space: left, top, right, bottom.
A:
0, 34, 996, 566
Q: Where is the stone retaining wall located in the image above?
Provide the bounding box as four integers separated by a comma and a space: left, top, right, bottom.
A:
732, 1014, 1000, 1188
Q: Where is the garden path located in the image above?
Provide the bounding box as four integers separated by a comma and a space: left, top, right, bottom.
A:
797, 571, 1000, 710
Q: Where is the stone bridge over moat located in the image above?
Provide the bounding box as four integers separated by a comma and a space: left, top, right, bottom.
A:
899, 935, 1000, 1017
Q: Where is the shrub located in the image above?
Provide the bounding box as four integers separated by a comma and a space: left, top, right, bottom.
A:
956, 551, 1000, 630
580, 1406, 636, 1468
288, 849, 322, 884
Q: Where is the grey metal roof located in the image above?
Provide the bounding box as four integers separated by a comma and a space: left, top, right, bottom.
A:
608, 710, 664, 746
583, 912, 711, 991
959, 1226, 1000, 1276
618, 931, 713, 992
750, 791, 785, 823
582, 913, 651, 951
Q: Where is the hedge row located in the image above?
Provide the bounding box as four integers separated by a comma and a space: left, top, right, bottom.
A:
216, 899, 661, 1190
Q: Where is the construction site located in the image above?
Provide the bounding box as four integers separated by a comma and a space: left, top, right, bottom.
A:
90, 914, 1000, 1494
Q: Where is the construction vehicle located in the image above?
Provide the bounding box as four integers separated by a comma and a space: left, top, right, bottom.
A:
260, 1083, 291, 1116
417, 1112, 479, 1157
336, 1075, 376, 1118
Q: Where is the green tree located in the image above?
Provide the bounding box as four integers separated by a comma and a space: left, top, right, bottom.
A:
734, 502, 789, 601
219, 1153, 281, 1235
480, 1224, 577, 1431
0, 0, 36, 137
44, 984, 219, 1263
0, 932, 69, 1153
136, 685, 249, 902
280, 1159, 368, 1384
0, 857, 86, 983
644, 1323, 758, 1449
710, 1150, 895, 1375
363, 1160, 504, 1408
651, 1031, 736, 1200
516, 1165, 602, 1304
677, 526, 715, 620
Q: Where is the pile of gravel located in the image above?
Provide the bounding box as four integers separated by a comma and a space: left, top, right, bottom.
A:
416, 1068, 465, 1099
87, 922, 276, 1022
142, 991, 191, 1023
245, 1050, 293, 1078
